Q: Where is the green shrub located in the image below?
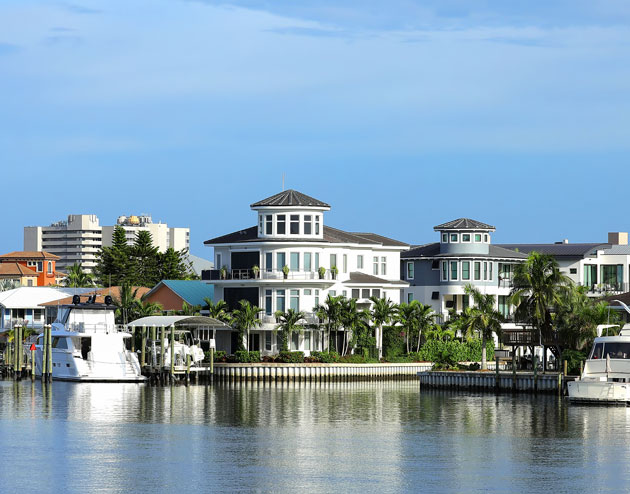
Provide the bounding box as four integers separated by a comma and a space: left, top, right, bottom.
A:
562, 349, 586, 375
310, 351, 340, 363
339, 354, 379, 364
278, 351, 304, 363
234, 350, 261, 363
418, 338, 494, 364
205, 350, 226, 362
383, 325, 406, 361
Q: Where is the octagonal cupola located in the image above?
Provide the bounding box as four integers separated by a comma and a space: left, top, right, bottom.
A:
434, 218, 496, 255
251, 189, 330, 240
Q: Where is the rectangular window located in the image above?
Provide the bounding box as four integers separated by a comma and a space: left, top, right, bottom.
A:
36, 261, 43, 272
442, 233, 448, 243
304, 215, 312, 235
277, 252, 286, 271
329, 290, 336, 297
290, 215, 299, 234
352, 289, 360, 299
483, 262, 488, 281
602, 265, 623, 288
290, 252, 299, 271
315, 216, 320, 235
489, 262, 493, 281
276, 290, 285, 313
342, 290, 347, 297
462, 234, 471, 242
372, 289, 380, 298
277, 215, 286, 235
258, 215, 263, 235
304, 289, 312, 296
442, 261, 448, 281
406, 262, 414, 280
304, 331, 311, 351
330, 254, 337, 268
450, 233, 459, 243
315, 253, 319, 270
343, 254, 348, 273
357, 255, 364, 269
373, 256, 379, 275
265, 252, 273, 272
584, 264, 597, 287
462, 261, 470, 280
381, 257, 387, 276
462, 295, 469, 310
315, 289, 319, 307
362, 288, 370, 299
291, 332, 299, 351
407, 292, 414, 303
304, 253, 312, 272
474, 234, 482, 243
484, 234, 489, 243
265, 332, 272, 351
216, 253, 222, 271
474, 261, 481, 281
290, 289, 299, 311
498, 295, 510, 318
265, 290, 273, 315
265, 215, 273, 235
450, 261, 458, 280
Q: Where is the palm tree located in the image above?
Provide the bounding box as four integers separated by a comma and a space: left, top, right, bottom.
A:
510, 251, 571, 362
414, 302, 437, 353
274, 309, 306, 351
63, 263, 95, 288
339, 298, 370, 356
180, 302, 201, 316
396, 302, 420, 354
203, 297, 232, 324
314, 294, 344, 352
370, 296, 397, 359
231, 300, 262, 351
462, 284, 503, 370
113, 283, 140, 325
136, 300, 163, 317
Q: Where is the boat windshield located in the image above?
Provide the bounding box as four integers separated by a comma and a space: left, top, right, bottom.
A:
590, 342, 630, 360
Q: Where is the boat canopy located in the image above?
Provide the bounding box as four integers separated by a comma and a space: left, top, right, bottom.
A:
127, 315, 231, 329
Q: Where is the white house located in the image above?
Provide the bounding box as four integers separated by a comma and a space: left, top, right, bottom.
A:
203, 189, 409, 355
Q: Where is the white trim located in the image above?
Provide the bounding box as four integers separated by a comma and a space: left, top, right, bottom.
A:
406, 261, 414, 280
449, 233, 459, 243
461, 233, 471, 243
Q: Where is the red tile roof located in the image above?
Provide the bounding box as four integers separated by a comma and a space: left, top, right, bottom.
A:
0, 263, 38, 277
0, 251, 60, 261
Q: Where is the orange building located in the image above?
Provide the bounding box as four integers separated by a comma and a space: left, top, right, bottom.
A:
0, 251, 64, 286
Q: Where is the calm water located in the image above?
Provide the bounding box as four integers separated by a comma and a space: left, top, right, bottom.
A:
1, 380, 630, 494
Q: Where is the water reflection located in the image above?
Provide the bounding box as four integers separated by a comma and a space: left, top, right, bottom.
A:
1, 380, 630, 493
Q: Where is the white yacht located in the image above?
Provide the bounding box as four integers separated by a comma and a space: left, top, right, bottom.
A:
34, 295, 146, 382
567, 323, 630, 403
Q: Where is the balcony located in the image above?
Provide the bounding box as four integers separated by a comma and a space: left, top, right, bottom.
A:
259, 311, 321, 326
579, 282, 629, 295
202, 269, 337, 282
497, 277, 514, 288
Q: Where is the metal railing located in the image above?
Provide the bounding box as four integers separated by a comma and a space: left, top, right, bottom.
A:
202, 269, 337, 281
259, 311, 321, 325
579, 282, 629, 294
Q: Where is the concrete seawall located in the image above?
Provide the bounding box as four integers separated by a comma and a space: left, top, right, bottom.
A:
418, 370, 567, 393
213, 362, 433, 382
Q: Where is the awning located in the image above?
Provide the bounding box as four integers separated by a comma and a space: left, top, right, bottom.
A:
127, 315, 231, 329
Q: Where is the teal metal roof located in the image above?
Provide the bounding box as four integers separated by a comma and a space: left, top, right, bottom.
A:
160, 280, 214, 307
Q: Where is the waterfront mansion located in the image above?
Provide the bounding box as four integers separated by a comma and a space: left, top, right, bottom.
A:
203, 190, 409, 355
401, 218, 528, 324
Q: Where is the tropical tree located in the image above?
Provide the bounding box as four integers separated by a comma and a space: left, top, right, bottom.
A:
370, 296, 398, 359
0, 280, 20, 292
95, 225, 130, 286
62, 263, 95, 288
113, 283, 141, 325
179, 302, 201, 316
203, 298, 232, 324
413, 302, 437, 353
510, 252, 571, 359
314, 294, 344, 352
231, 300, 262, 351
555, 284, 619, 350
130, 230, 159, 286
136, 300, 163, 317
339, 298, 372, 356
274, 309, 306, 352
461, 284, 503, 370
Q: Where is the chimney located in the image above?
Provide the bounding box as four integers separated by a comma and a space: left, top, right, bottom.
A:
608, 232, 629, 245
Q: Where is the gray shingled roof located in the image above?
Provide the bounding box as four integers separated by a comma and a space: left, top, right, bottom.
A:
401, 243, 527, 260
204, 225, 406, 247
250, 189, 330, 208
343, 272, 408, 285
433, 218, 496, 231
498, 243, 608, 258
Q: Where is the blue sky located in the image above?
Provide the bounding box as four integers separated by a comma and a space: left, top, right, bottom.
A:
1, 0, 630, 257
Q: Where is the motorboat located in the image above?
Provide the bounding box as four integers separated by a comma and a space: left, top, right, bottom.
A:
567, 323, 630, 403
34, 295, 146, 382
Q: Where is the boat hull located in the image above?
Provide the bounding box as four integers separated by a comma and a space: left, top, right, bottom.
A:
567, 380, 630, 403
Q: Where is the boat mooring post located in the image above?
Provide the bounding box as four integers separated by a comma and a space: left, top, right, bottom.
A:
16, 326, 23, 381
533, 355, 538, 393
495, 356, 500, 392
160, 325, 166, 383
30, 343, 35, 380
46, 323, 52, 382
169, 324, 175, 383
186, 353, 191, 384
140, 325, 146, 368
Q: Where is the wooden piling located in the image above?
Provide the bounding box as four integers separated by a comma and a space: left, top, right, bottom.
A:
169, 324, 175, 381
140, 326, 146, 367
46, 324, 52, 382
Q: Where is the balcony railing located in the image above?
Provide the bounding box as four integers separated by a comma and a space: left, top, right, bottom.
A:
201, 269, 337, 282
259, 311, 321, 325
579, 282, 629, 295
497, 277, 514, 288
